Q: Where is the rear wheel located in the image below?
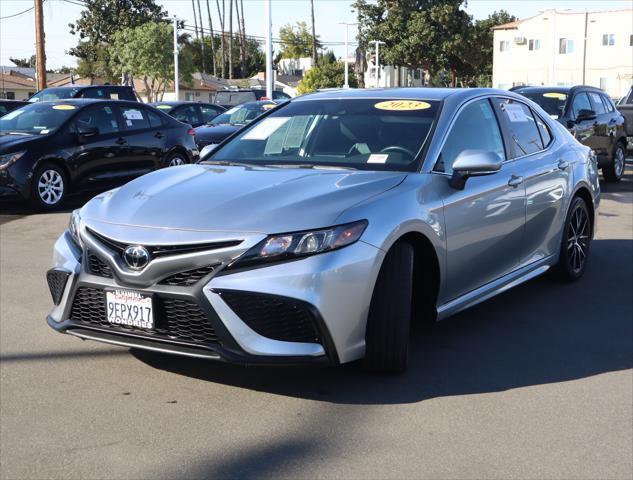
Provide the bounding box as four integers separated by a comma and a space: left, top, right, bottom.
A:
603, 142, 626, 182
166, 152, 187, 167
31, 163, 67, 210
364, 242, 414, 374
555, 196, 592, 281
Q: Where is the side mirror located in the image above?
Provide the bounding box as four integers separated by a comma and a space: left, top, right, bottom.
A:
575, 109, 596, 122
449, 150, 503, 190
199, 143, 218, 159
76, 126, 99, 142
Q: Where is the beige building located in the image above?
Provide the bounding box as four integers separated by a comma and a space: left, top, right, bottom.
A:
492, 8, 633, 98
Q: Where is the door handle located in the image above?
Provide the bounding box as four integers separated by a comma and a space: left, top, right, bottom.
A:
507, 175, 524, 188
115, 137, 127, 145
154, 132, 165, 139
557, 159, 570, 170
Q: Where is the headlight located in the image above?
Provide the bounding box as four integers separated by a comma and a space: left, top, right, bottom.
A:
228, 220, 368, 269
68, 209, 82, 247
0, 151, 26, 170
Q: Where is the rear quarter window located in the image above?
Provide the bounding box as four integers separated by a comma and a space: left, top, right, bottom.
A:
120, 107, 150, 130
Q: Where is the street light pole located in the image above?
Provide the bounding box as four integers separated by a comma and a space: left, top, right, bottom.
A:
265, 0, 273, 99
371, 40, 385, 88
339, 22, 357, 88
173, 16, 180, 100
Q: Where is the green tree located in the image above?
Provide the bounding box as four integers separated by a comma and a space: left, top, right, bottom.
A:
297, 61, 357, 94
69, 0, 168, 83
279, 21, 321, 59
9, 56, 36, 68
182, 34, 263, 78
109, 22, 193, 102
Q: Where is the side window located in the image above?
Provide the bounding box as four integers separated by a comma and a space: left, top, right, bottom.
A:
497, 98, 543, 156
81, 88, 107, 99
588, 92, 607, 114
73, 105, 120, 135
436, 99, 505, 174
147, 109, 163, 128
533, 112, 553, 148
199, 105, 222, 123
172, 105, 199, 125
601, 94, 615, 113
120, 106, 150, 130
571, 92, 592, 119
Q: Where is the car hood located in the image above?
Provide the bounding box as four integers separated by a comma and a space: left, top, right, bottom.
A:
194, 124, 241, 143
82, 164, 406, 233
0, 133, 40, 152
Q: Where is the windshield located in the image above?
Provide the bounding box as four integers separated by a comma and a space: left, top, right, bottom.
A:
0, 103, 77, 134
520, 91, 567, 118
29, 87, 82, 103
207, 98, 439, 171
210, 103, 272, 126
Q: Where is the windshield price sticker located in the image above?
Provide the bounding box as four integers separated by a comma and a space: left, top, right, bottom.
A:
504, 103, 528, 122
374, 100, 431, 111
243, 117, 290, 140
367, 153, 389, 164
52, 105, 76, 110
543, 92, 567, 100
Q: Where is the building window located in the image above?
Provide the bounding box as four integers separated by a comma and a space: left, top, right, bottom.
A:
602, 34, 615, 46
499, 40, 511, 52
559, 38, 574, 54
630, 34, 632, 46
528, 39, 541, 51
413, 69, 421, 80
5, 92, 15, 100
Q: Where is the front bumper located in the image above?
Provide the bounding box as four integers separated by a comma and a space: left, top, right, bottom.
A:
47, 226, 384, 365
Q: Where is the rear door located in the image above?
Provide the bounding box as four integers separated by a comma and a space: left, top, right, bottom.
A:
495, 97, 572, 267
118, 105, 163, 175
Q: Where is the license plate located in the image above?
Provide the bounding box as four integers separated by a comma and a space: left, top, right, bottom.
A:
106, 289, 153, 329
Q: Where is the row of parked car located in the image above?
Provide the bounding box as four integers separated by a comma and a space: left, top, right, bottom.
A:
0, 84, 286, 208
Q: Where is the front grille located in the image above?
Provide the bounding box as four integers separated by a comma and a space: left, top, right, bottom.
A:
218, 290, 320, 343
86, 253, 113, 278
69, 287, 218, 345
158, 265, 218, 286
46, 269, 70, 305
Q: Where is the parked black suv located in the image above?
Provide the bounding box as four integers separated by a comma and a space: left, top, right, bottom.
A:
0, 99, 198, 209
213, 89, 291, 108
149, 101, 225, 127
514, 85, 627, 181
29, 85, 139, 103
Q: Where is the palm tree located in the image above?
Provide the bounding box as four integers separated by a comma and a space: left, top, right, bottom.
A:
228, 0, 233, 79
215, 0, 226, 78
205, 0, 217, 76
196, 0, 206, 73
310, 0, 317, 65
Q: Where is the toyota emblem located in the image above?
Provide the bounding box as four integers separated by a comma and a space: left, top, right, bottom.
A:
123, 245, 150, 270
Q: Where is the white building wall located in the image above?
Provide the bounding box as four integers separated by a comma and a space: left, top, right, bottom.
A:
364, 61, 425, 88
278, 57, 315, 76
493, 9, 633, 98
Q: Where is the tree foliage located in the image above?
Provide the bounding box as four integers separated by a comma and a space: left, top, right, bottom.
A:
109, 22, 192, 102
69, 0, 168, 82
297, 61, 357, 94
279, 21, 321, 59
9, 56, 36, 68
182, 34, 264, 78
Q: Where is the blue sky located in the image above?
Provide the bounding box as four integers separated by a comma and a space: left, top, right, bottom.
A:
0, 0, 631, 69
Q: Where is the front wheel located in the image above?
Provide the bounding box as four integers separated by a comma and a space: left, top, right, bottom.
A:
31, 163, 67, 210
554, 196, 592, 281
165, 152, 188, 167
602, 142, 626, 182
363, 242, 414, 374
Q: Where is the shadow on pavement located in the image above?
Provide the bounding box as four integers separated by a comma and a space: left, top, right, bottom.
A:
134, 236, 632, 406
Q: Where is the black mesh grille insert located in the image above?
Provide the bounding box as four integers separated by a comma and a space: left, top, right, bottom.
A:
69, 287, 218, 345
219, 290, 320, 343
46, 269, 70, 305
158, 265, 218, 287
86, 253, 113, 278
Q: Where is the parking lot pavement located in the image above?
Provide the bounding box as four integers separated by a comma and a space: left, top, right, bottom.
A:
1, 165, 632, 480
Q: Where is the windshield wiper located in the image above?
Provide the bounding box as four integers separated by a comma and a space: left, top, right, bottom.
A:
0, 131, 31, 136
263, 163, 357, 170
201, 160, 259, 168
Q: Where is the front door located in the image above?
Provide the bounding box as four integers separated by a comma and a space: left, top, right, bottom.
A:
568, 91, 598, 151
436, 98, 526, 302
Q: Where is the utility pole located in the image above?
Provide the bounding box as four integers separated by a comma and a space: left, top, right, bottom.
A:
34, 0, 46, 91
339, 22, 357, 88
582, 10, 588, 85
371, 40, 385, 89
173, 16, 180, 100
265, 0, 273, 99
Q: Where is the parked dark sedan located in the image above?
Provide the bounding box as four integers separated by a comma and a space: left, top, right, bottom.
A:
29, 85, 139, 103
0, 99, 198, 209
194, 100, 279, 155
149, 101, 225, 127
514, 85, 627, 182
212, 89, 291, 108
0, 100, 30, 116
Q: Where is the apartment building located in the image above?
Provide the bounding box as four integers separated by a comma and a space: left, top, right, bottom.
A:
492, 8, 633, 98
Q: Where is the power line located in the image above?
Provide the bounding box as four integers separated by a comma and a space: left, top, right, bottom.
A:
0, 6, 35, 21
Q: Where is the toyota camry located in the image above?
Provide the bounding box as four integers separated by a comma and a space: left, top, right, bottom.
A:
46, 88, 600, 373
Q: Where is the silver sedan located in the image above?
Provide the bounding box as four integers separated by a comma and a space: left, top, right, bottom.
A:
46, 88, 600, 373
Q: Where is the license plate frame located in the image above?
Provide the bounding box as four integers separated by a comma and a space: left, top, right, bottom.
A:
105, 288, 154, 330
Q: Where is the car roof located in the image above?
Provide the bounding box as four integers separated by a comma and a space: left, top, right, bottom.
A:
42, 85, 131, 90
149, 101, 208, 106
513, 85, 606, 95
29, 98, 142, 107
293, 87, 509, 103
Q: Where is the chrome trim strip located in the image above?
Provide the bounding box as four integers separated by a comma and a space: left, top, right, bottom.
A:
204, 289, 325, 357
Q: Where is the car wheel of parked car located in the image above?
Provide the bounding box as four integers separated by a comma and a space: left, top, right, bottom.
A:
32, 163, 67, 209
555, 196, 592, 281
364, 241, 414, 374
603, 142, 626, 182
166, 152, 187, 167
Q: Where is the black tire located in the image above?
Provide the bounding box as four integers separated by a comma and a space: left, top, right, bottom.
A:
165, 151, 188, 167
602, 142, 626, 182
364, 242, 414, 374
554, 196, 592, 281
31, 163, 67, 210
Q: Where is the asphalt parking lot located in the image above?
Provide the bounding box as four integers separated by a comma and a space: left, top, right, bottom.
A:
1, 165, 632, 480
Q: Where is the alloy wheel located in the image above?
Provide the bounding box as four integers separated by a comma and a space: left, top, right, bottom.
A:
567, 203, 590, 274
614, 146, 625, 178
168, 156, 186, 167
37, 169, 64, 205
